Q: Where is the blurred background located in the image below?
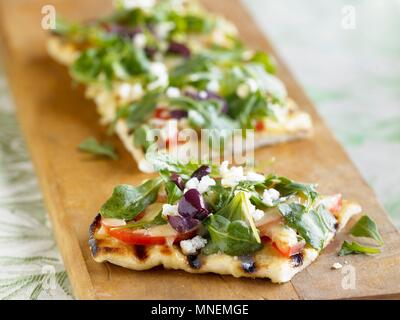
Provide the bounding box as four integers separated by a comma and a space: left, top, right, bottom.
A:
0, 0, 399, 299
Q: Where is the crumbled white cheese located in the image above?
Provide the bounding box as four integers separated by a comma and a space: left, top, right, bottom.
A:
133, 33, 146, 49
221, 165, 244, 188
148, 62, 168, 90
262, 188, 280, 206
198, 91, 208, 99
166, 87, 181, 98
246, 171, 265, 183
154, 22, 175, 39
180, 236, 208, 255
197, 175, 216, 194
331, 262, 343, 270
236, 83, 250, 98
161, 204, 179, 218
117, 0, 155, 10
101, 218, 126, 227
220, 161, 266, 188
185, 176, 216, 194
207, 80, 220, 92
185, 177, 200, 191
247, 78, 258, 93
252, 209, 265, 222
115, 82, 143, 102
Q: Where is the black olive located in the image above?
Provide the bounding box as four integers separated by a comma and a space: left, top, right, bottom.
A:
187, 255, 201, 269
240, 255, 256, 273
291, 253, 303, 267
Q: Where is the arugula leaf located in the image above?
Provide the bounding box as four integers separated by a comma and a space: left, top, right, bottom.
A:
159, 170, 183, 204
71, 38, 149, 86
115, 211, 167, 230
249, 51, 276, 74
100, 178, 162, 220
125, 90, 162, 129
78, 137, 118, 160
338, 240, 381, 256
205, 215, 263, 256
278, 203, 336, 250
145, 151, 218, 178
350, 215, 383, 245
265, 174, 319, 207
133, 124, 157, 152
203, 185, 233, 212
204, 191, 263, 256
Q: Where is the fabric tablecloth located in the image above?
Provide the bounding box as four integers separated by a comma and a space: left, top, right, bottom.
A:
0, 0, 399, 299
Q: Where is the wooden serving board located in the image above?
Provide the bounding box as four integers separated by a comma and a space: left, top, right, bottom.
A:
0, 0, 399, 300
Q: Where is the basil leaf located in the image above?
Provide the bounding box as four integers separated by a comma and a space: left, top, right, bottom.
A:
278, 203, 336, 250
78, 137, 118, 160
100, 178, 162, 220
350, 215, 383, 245
205, 215, 263, 256
338, 240, 381, 256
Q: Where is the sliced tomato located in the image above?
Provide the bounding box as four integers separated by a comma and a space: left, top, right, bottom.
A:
102, 221, 195, 246
257, 212, 305, 257
154, 107, 171, 120
272, 241, 305, 257
255, 120, 265, 132
321, 194, 342, 216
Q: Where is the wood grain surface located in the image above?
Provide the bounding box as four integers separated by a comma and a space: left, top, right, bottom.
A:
0, 0, 399, 299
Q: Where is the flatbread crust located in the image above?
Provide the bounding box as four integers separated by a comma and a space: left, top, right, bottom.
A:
89, 200, 361, 283
47, 36, 313, 172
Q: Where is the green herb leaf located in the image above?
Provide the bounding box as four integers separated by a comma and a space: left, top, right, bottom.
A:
159, 170, 183, 204
100, 178, 162, 220
205, 215, 263, 256
350, 215, 383, 245
115, 211, 167, 230
204, 191, 263, 256
125, 90, 162, 129
265, 174, 319, 207
278, 203, 336, 250
338, 240, 381, 256
78, 137, 118, 160
145, 151, 218, 178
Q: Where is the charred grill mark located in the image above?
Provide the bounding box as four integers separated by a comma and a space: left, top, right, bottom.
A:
291, 252, 304, 267
187, 255, 201, 269
240, 255, 256, 273
133, 245, 148, 261
103, 246, 121, 254
334, 222, 339, 230
88, 214, 102, 257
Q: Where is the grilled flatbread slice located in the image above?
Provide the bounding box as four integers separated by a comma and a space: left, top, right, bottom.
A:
47, 0, 312, 172
89, 160, 361, 283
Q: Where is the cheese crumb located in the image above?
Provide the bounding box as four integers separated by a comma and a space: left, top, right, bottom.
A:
180, 236, 207, 255
246, 171, 265, 183
184, 176, 216, 194
262, 188, 280, 206
331, 262, 343, 270
197, 175, 216, 194
133, 33, 146, 49
161, 204, 179, 218
166, 87, 181, 98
